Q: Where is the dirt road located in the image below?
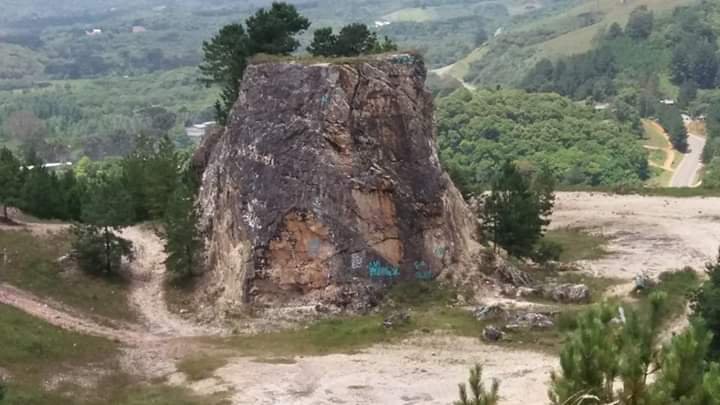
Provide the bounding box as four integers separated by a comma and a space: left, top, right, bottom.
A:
670, 133, 705, 187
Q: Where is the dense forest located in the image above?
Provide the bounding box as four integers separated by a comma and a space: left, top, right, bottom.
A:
437, 89, 649, 194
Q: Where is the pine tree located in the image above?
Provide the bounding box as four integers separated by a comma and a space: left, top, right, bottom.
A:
692, 250, 720, 359
161, 181, 202, 278
454, 364, 499, 405
0, 147, 21, 221
77, 175, 135, 275
200, 3, 310, 123
145, 135, 178, 219
480, 161, 551, 258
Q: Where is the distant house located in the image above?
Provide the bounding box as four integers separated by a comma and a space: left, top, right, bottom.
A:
185, 121, 217, 138
659, 99, 675, 105
594, 103, 610, 111
132, 26, 147, 33
24, 162, 73, 171
374, 21, 391, 28
681, 113, 692, 123
85, 28, 102, 36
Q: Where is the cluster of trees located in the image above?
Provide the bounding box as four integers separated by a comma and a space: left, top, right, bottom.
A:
668, 5, 719, 90
480, 161, 558, 261
201, 3, 402, 124
656, 104, 688, 152
200, 3, 311, 124
549, 292, 720, 404
437, 89, 648, 193
308, 23, 396, 57
0, 134, 202, 278
702, 102, 720, 188
521, 6, 658, 102
521, 47, 618, 101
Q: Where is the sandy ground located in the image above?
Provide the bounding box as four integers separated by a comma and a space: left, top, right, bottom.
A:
212, 336, 554, 405
552, 192, 720, 281
4, 192, 720, 404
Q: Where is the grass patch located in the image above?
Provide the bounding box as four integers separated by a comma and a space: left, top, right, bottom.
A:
218, 282, 481, 357
543, 228, 610, 263
643, 119, 670, 149
0, 303, 228, 405
636, 268, 700, 322
0, 303, 117, 404
0, 228, 136, 322
177, 354, 228, 381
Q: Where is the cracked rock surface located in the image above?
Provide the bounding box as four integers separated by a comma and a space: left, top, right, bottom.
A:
194, 54, 482, 316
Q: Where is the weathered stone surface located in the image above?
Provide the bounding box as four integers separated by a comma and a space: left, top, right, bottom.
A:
505, 312, 555, 330
541, 283, 591, 304
473, 304, 508, 321
483, 325, 504, 342
194, 54, 482, 315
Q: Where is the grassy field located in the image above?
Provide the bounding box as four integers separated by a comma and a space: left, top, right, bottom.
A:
0, 304, 226, 405
0, 228, 137, 322
643, 119, 671, 149
543, 228, 610, 263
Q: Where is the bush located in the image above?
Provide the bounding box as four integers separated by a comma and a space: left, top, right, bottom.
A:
532, 240, 563, 264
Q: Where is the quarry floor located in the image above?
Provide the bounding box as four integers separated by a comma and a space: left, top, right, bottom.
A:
3, 192, 720, 404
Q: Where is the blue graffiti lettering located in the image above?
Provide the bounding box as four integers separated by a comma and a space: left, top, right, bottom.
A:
415, 271, 433, 280
368, 260, 400, 278
414, 261, 427, 270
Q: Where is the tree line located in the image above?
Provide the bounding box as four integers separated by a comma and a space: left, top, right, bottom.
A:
0, 137, 201, 278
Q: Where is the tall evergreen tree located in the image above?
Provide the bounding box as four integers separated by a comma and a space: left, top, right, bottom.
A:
76, 175, 134, 275
200, 3, 310, 124
0, 147, 21, 221
480, 161, 552, 258
160, 181, 202, 278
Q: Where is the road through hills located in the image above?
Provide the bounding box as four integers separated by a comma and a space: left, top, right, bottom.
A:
671, 133, 705, 187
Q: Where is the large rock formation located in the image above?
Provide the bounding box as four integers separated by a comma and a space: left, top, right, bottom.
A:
194, 53, 482, 315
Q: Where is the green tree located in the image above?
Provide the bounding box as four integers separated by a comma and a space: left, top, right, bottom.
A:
607, 22, 624, 39
307, 27, 336, 57
550, 293, 720, 405
144, 136, 178, 219
480, 161, 551, 258
160, 181, 202, 278
625, 6, 654, 40
0, 147, 21, 221
245, 2, 310, 55
454, 364, 499, 405
692, 250, 720, 359
77, 175, 135, 275
200, 3, 310, 124
308, 23, 397, 57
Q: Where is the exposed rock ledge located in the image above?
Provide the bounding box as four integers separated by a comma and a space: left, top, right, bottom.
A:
193, 54, 486, 317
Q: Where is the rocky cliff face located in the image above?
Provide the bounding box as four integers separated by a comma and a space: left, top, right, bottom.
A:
195, 54, 482, 315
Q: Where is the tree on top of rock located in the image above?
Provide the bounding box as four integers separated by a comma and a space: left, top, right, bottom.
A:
308, 23, 397, 57
200, 2, 310, 124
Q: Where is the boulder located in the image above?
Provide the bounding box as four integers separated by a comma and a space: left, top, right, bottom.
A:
193, 54, 483, 316
483, 325, 504, 342
542, 283, 591, 304
473, 304, 508, 321
505, 312, 555, 330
